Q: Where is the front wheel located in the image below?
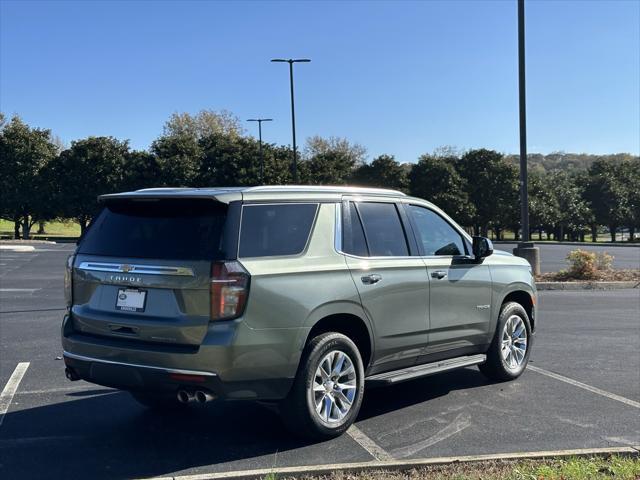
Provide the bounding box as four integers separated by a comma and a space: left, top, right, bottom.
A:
281, 332, 365, 440
479, 301, 532, 381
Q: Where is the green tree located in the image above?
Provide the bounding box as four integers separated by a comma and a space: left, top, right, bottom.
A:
150, 133, 202, 187
549, 171, 593, 241
197, 133, 260, 186
409, 154, 475, 226
119, 150, 165, 192
0, 116, 58, 238
528, 170, 560, 240
583, 160, 630, 241
456, 149, 519, 237
163, 109, 244, 139
51, 136, 129, 233
619, 159, 640, 240
351, 154, 409, 192
302, 136, 366, 185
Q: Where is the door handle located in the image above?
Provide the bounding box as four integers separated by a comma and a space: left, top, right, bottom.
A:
361, 274, 382, 285
431, 270, 447, 279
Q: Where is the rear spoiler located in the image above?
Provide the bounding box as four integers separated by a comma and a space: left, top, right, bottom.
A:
98, 190, 243, 204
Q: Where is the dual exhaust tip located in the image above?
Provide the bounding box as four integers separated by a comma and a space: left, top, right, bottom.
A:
177, 389, 215, 404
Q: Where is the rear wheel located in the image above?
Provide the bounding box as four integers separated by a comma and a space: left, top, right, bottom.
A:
129, 391, 188, 410
281, 332, 365, 440
479, 301, 532, 381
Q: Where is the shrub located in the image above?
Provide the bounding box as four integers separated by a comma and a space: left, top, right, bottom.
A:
565, 249, 614, 280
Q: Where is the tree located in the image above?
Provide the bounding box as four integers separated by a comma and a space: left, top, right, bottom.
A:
548, 171, 592, 241
527, 170, 560, 240
409, 154, 475, 226
0, 116, 58, 238
456, 149, 519, 237
619, 159, 640, 240
197, 133, 260, 186
51, 137, 129, 233
119, 150, 165, 192
583, 160, 631, 241
351, 154, 409, 192
303, 136, 366, 185
150, 133, 202, 187
163, 109, 244, 139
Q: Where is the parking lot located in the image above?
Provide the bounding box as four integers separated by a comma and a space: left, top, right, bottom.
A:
1, 244, 639, 479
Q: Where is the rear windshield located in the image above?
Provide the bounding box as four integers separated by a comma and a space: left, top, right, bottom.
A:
78, 199, 227, 260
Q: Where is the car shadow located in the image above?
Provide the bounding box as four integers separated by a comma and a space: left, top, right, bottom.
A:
0, 368, 495, 479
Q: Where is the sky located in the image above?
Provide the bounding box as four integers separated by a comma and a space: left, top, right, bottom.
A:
1, 0, 639, 162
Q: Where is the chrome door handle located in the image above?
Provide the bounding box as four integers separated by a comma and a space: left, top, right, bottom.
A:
361, 274, 382, 285
431, 270, 447, 279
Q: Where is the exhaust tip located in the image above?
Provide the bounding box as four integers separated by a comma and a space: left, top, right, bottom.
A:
177, 390, 193, 404
195, 390, 215, 404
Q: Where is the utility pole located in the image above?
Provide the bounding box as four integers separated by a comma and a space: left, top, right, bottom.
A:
513, 0, 540, 274
271, 58, 311, 183
247, 118, 273, 184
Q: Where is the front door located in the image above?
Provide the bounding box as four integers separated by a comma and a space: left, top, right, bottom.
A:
405, 204, 493, 355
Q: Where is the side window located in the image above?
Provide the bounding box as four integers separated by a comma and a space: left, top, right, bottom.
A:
342, 202, 369, 256
408, 205, 466, 256
239, 203, 318, 258
356, 202, 409, 257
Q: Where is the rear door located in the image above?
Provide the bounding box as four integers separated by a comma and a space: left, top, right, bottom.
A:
341, 198, 430, 373
404, 203, 493, 355
71, 198, 231, 346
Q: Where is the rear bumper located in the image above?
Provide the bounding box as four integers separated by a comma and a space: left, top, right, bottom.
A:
61, 314, 301, 400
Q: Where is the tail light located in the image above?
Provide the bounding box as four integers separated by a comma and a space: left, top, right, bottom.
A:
64, 254, 75, 307
210, 261, 250, 321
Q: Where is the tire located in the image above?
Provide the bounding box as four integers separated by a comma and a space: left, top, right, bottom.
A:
281, 332, 365, 440
129, 391, 188, 410
479, 301, 532, 381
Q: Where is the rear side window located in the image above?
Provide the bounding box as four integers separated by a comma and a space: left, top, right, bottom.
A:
239, 203, 318, 258
356, 202, 409, 257
78, 199, 227, 260
342, 202, 369, 257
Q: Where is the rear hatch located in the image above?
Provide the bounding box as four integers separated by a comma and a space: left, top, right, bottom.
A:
70, 198, 228, 347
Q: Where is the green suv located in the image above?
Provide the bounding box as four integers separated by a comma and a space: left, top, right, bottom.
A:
62, 186, 536, 439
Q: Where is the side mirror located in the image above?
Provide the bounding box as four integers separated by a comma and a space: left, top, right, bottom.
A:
472, 236, 493, 260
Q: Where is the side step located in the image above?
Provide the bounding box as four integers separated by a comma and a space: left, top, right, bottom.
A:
365, 354, 487, 387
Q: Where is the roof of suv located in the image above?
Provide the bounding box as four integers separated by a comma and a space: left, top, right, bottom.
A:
99, 185, 407, 203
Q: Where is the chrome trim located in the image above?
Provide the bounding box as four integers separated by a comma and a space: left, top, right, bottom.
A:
62, 351, 217, 377
78, 262, 194, 276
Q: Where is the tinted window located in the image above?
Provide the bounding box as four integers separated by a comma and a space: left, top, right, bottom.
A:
408, 205, 466, 256
78, 200, 227, 260
357, 202, 408, 257
342, 202, 368, 256
239, 203, 317, 258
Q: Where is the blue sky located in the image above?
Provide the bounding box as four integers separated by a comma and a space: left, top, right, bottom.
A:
1, 0, 638, 161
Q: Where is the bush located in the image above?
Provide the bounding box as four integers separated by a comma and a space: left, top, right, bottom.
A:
565, 249, 614, 280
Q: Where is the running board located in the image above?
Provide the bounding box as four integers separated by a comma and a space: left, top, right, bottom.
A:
365, 354, 487, 386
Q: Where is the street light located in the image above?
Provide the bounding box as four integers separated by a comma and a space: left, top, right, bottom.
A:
247, 118, 273, 184
271, 58, 311, 183
513, 0, 540, 274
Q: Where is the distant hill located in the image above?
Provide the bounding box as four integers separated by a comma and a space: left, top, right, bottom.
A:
504, 152, 639, 172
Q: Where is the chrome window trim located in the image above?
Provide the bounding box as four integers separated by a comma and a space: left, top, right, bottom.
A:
63, 351, 217, 377
77, 262, 195, 276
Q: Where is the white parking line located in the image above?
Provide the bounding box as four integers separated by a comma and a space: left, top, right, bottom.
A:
528, 365, 640, 409
0, 288, 41, 293
0, 362, 30, 427
347, 424, 394, 461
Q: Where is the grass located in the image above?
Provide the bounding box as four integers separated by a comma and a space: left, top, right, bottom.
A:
0, 219, 80, 238
273, 455, 640, 480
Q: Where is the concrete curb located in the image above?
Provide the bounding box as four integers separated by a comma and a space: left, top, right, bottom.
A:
0, 239, 57, 245
0, 245, 36, 252
536, 281, 639, 290
145, 446, 640, 480
494, 241, 639, 248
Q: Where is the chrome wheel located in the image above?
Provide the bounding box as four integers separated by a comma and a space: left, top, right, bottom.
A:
501, 314, 528, 369
312, 350, 357, 423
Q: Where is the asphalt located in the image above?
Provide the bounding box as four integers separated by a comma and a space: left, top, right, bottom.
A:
497, 242, 639, 273
0, 245, 639, 479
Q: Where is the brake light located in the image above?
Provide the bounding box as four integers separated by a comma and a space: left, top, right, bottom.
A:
64, 254, 74, 308
210, 261, 250, 321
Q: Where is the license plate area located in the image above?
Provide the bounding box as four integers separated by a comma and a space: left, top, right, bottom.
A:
115, 288, 147, 312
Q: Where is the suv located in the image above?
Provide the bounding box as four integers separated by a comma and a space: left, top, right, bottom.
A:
62, 186, 536, 439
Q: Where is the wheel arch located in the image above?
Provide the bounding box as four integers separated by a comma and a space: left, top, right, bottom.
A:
500, 288, 536, 332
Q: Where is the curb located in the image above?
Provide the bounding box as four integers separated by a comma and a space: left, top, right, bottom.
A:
493, 241, 639, 248
144, 446, 640, 480
536, 281, 639, 290
0, 239, 57, 245
0, 245, 36, 252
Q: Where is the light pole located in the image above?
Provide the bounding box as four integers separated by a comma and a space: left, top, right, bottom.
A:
513, 0, 540, 274
247, 118, 273, 184
271, 58, 311, 183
